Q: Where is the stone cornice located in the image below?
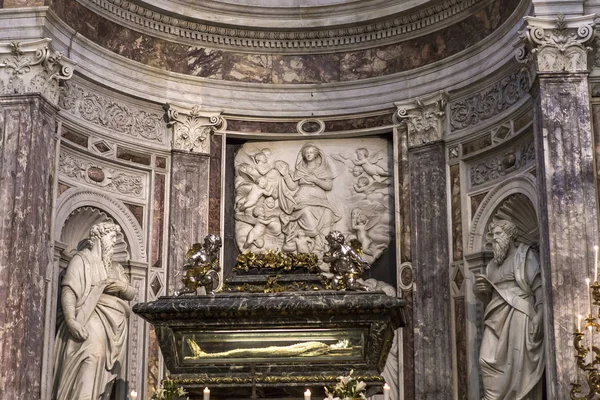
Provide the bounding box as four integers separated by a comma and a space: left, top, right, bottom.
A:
0, 38, 75, 105
516, 14, 596, 74
79, 0, 488, 53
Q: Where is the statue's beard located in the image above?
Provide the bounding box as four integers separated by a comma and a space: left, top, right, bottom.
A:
492, 236, 510, 265
100, 236, 115, 272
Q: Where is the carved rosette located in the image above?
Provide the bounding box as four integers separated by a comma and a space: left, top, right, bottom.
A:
0, 38, 76, 105
395, 91, 448, 148
165, 104, 224, 154
517, 14, 596, 74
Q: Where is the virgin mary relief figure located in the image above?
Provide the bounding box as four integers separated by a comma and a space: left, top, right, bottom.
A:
234, 139, 394, 267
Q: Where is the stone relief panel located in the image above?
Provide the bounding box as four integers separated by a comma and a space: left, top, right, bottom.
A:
450, 69, 531, 132
59, 148, 147, 200
234, 138, 394, 267
58, 82, 167, 144
469, 136, 535, 188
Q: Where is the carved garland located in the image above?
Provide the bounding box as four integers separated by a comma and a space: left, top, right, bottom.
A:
450, 68, 531, 131
59, 152, 146, 198
58, 82, 166, 143
469, 137, 535, 187
82, 0, 483, 52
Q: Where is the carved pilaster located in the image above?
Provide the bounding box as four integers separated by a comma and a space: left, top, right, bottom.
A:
0, 39, 75, 105
164, 104, 224, 154
515, 13, 600, 399
516, 14, 596, 74
395, 91, 448, 148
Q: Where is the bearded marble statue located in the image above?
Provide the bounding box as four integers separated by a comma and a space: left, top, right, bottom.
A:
52, 222, 137, 400
473, 219, 544, 399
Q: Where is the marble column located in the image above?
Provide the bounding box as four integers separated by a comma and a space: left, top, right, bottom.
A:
164, 104, 224, 294
517, 15, 598, 398
396, 93, 453, 399
0, 39, 74, 399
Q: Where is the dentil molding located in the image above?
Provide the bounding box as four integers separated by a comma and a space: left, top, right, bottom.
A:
81, 0, 486, 53
516, 14, 596, 74
0, 38, 75, 105
164, 104, 225, 154
395, 91, 448, 148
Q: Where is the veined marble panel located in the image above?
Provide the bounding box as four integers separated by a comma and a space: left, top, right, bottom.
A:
234, 138, 394, 266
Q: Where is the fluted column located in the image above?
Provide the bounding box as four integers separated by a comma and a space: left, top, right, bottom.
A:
0, 39, 74, 399
395, 92, 453, 400
164, 104, 224, 294
517, 14, 598, 398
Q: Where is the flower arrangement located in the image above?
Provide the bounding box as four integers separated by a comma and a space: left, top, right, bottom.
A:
151, 376, 190, 400
324, 370, 367, 400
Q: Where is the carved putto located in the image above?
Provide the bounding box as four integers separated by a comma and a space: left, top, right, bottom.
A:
322, 230, 370, 291
233, 139, 393, 269
175, 234, 222, 295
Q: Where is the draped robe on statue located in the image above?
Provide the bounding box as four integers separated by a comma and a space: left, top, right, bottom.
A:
479, 244, 544, 400
52, 250, 131, 400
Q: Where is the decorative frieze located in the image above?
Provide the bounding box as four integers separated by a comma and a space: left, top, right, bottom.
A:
517, 14, 596, 73
58, 82, 166, 143
165, 104, 224, 154
59, 151, 146, 198
0, 39, 75, 105
396, 92, 448, 148
469, 137, 535, 187
450, 69, 530, 132
82, 0, 484, 53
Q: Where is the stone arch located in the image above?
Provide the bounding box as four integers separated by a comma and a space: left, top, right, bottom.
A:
55, 187, 147, 262
468, 173, 538, 254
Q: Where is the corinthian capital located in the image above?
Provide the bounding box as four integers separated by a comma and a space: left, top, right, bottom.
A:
0, 38, 76, 105
516, 14, 596, 74
395, 91, 448, 148
164, 104, 225, 154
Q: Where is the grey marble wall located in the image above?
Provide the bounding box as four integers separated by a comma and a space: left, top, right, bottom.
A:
167, 151, 210, 294
533, 75, 599, 397
0, 95, 58, 398
408, 141, 453, 399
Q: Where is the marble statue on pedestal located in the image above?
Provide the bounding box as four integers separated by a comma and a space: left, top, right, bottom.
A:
473, 219, 544, 400
52, 222, 137, 400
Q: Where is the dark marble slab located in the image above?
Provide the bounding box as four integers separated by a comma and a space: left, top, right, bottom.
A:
208, 134, 222, 235
450, 164, 463, 261
408, 142, 453, 399
133, 291, 406, 399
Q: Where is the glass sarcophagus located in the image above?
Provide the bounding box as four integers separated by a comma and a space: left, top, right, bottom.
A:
133, 291, 406, 399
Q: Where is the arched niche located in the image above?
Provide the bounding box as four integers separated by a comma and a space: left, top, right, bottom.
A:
468, 173, 539, 254
55, 187, 147, 262
60, 206, 130, 263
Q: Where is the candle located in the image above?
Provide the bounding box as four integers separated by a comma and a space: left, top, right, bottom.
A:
578, 314, 583, 333
304, 389, 311, 400
590, 325, 594, 365
130, 390, 138, 400
578, 294, 581, 317
587, 278, 592, 316
383, 383, 391, 400
595, 245, 598, 282
203, 387, 210, 400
